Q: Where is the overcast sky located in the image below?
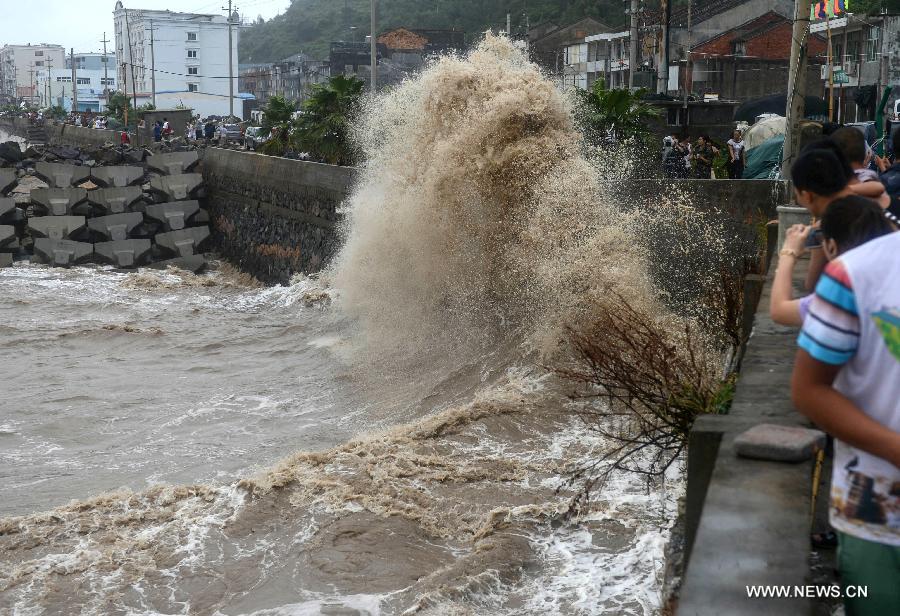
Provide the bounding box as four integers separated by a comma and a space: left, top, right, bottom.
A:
0, 0, 291, 55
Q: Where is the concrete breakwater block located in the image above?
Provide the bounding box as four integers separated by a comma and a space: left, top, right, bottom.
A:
87, 186, 143, 214
32, 238, 92, 267
0, 225, 15, 249
31, 188, 88, 216
0, 197, 24, 223
155, 227, 210, 257
0, 169, 17, 195
734, 423, 827, 463
0, 252, 12, 268
149, 254, 207, 274
28, 216, 86, 240
149, 173, 203, 201
144, 201, 200, 231
91, 166, 144, 188
95, 239, 152, 268
146, 151, 199, 176
33, 162, 90, 188
88, 213, 143, 241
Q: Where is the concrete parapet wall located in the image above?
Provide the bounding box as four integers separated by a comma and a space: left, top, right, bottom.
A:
200, 148, 356, 284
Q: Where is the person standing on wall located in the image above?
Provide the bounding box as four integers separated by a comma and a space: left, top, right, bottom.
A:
727, 129, 746, 179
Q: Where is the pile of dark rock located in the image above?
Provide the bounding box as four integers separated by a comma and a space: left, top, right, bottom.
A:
0, 141, 210, 271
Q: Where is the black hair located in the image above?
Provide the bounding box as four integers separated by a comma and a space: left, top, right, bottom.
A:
830, 126, 867, 165
820, 195, 895, 253
791, 140, 853, 195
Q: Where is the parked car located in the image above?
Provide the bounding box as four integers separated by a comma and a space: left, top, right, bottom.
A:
244, 126, 269, 150
221, 123, 243, 143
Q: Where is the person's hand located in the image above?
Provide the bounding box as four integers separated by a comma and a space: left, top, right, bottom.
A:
784, 224, 811, 255
875, 154, 890, 173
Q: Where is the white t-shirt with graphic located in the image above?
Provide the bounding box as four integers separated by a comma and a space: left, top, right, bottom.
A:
799, 232, 900, 545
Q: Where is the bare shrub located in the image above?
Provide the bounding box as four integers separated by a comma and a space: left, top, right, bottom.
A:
555, 294, 733, 515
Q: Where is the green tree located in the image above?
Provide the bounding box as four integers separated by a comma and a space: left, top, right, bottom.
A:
106, 92, 133, 122
292, 75, 364, 165
574, 79, 660, 144
260, 95, 295, 132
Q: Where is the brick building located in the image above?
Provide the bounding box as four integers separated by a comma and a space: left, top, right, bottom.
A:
679, 12, 827, 102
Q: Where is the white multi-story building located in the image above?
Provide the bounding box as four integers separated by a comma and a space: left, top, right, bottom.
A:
113, 1, 241, 117
0, 44, 66, 104
36, 68, 117, 112
561, 32, 630, 92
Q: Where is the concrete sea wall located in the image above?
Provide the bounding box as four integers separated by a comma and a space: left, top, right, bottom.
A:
200, 148, 355, 285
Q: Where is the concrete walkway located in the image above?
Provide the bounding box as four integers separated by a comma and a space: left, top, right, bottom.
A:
678, 259, 821, 615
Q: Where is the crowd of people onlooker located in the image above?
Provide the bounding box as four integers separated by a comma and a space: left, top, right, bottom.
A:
765, 125, 900, 615
662, 129, 747, 180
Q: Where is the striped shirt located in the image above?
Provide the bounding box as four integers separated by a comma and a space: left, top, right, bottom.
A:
798, 261, 860, 365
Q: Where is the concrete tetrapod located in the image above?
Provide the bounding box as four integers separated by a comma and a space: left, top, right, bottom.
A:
146, 151, 199, 176
31, 188, 88, 216
0, 225, 16, 249
0, 252, 11, 268
90, 166, 144, 188
144, 201, 201, 231
155, 227, 210, 257
33, 162, 91, 188
28, 216, 87, 240
32, 238, 93, 267
94, 239, 152, 268
0, 169, 16, 195
0, 197, 24, 224
149, 255, 207, 274
148, 173, 203, 201
86, 186, 144, 214
88, 213, 143, 241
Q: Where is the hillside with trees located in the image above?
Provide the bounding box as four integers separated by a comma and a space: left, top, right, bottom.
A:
239, 0, 629, 63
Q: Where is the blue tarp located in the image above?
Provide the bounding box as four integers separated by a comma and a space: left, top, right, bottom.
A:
743, 135, 784, 179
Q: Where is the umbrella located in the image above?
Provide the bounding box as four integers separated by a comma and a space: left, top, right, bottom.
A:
734, 94, 828, 123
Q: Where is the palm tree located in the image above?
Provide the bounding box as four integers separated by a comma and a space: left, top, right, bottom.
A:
575, 79, 660, 144
291, 75, 364, 166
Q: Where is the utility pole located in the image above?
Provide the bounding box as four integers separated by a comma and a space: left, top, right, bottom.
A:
71, 48, 77, 112
682, 0, 692, 109
370, 0, 377, 91
149, 20, 156, 108
659, 0, 671, 94
101, 32, 110, 110
46, 56, 53, 108
223, 1, 237, 119
29, 63, 35, 107
826, 13, 834, 121
628, 0, 639, 89
782, 0, 812, 180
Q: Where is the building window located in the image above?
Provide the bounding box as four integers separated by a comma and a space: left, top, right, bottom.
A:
56, 76, 72, 82
101, 78, 114, 85
734, 41, 746, 56
35, 61, 43, 66
187, 49, 198, 59
188, 83, 198, 92
77, 77, 91, 85
188, 66, 198, 75
35, 51, 43, 57
866, 27, 881, 63
187, 32, 197, 41
101, 56, 108, 63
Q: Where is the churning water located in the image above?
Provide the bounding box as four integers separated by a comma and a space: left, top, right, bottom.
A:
0, 37, 684, 615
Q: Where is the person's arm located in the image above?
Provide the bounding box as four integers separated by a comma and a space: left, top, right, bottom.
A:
770, 224, 810, 326
805, 246, 827, 292
728, 143, 736, 161
849, 180, 892, 209
792, 352, 900, 468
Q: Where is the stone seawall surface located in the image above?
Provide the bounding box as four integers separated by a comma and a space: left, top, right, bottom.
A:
200, 147, 355, 284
